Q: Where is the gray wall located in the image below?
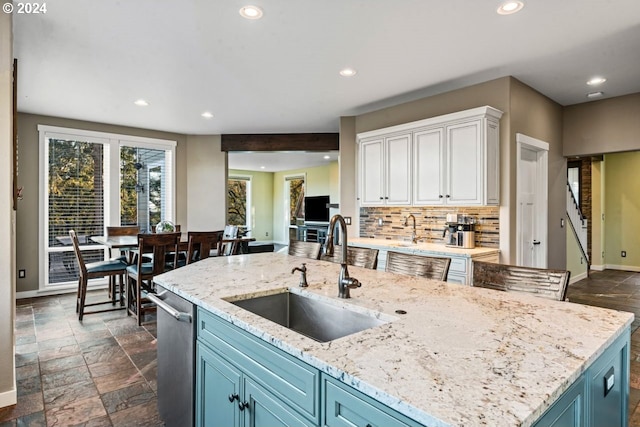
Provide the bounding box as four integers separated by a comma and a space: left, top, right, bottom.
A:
0, 11, 16, 407
563, 93, 640, 156
16, 113, 189, 293
345, 76, 566, 266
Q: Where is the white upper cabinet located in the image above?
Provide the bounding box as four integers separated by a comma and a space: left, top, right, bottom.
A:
358, 106, 502, 207
359, 133, 411, 206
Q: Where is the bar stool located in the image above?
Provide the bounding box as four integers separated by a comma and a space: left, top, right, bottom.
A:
69, 230, 127, 321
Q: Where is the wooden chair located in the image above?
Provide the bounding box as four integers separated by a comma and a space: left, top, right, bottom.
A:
126, 232, 181, 325
185, 230, 223, 265
69, 230, 127, 321
472, 261, 571, 301
288, 239, 322, 260
386, 251, 451, 281
106, 225, 140, 260
320, 245, 379, 270
218, 225, 240, 256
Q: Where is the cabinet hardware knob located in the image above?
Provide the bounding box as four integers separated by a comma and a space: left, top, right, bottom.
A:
238, 401, 249, 411
446, 194, 450, 198
533, 240, 541, 245
228, 393, 239, 402
379, 197, 383, 200
439, 195, 443, 198
385, 196, 389, 199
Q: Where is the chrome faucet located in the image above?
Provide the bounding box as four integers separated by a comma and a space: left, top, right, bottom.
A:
404, 214, 423, 244
291, 263, 308, 287
324, 214, 361, 299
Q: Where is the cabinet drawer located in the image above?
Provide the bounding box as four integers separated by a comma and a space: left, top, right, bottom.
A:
448, 257, 467, 274
197, 308, 320, 422
322, 375, 422, 427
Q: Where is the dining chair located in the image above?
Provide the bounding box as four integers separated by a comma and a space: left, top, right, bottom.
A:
386, 251, 451, 281
288, 239, 322, 260
471, 261, 571, 301
217, 225, 240, 256
126, 232, 181, 325
106, 225, 140, 259
320, 245, 379, 270
69, 230, 128, 321
185, 230, 223, 265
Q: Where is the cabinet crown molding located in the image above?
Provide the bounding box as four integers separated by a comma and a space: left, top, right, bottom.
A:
357, 106, 503, 140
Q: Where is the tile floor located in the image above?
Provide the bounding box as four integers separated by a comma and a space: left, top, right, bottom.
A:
0, 291, 162, 427
2, 270, 640, 426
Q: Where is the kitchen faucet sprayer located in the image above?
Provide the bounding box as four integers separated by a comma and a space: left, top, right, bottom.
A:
324, 214, 361, 298
404, 214, 423, 244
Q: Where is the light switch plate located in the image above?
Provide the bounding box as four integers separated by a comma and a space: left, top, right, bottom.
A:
604, 367, 615, 397
344, 217, 351, 225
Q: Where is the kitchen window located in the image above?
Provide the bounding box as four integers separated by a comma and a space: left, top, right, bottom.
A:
228, 175, 252, 232
39, 125, 176, 290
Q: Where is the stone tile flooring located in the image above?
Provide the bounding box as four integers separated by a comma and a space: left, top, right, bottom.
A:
3, 270, 640, 426
0, 291, 162, 427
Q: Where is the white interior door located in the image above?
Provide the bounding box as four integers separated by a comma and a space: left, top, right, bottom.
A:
516, 134, 548, 268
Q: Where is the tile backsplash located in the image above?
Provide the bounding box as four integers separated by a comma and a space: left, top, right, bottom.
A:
359, 206, 500, 248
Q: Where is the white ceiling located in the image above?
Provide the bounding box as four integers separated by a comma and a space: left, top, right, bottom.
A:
229, 151, 338, 172
13, 0, 640, 135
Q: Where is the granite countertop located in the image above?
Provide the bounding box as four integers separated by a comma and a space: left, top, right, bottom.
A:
154, 253, 632, 427
349, 237, 500, 257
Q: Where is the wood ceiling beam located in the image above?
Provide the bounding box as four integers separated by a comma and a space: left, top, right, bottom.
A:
221, 133, 339, 152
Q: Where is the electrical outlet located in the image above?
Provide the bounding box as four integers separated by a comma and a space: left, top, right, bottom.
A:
265, 232, 269, 237
18, 269, 26, 279
377, 218, 383, 226
344, 217, 351, 225
621, 251, 627, 257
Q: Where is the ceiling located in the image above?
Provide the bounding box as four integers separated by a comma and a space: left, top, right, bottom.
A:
229, 151, 338, 172
12, 0, 640, 135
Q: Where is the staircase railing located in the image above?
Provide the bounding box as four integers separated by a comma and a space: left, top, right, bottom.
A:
566, 182, 589, 265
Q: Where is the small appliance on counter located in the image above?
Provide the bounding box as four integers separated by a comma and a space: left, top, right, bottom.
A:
444, 214, 476, 248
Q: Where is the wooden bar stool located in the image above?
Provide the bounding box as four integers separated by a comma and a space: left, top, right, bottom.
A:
69, 230, 127, 321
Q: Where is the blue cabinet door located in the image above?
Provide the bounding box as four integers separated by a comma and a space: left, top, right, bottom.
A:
533, 377, 584, 427
196, 342, 242, 427
243, 376, 316, 427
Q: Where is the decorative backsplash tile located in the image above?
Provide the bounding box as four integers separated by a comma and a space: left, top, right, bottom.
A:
359, 206, 500, 248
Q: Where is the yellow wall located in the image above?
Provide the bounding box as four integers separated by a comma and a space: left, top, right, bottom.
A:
229, 169, 274, 241
273, 163, 338, 244
591, 160, 604, 269
604, 152, 640, 268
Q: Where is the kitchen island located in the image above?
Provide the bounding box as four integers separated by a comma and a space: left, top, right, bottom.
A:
154, 253, 632, 427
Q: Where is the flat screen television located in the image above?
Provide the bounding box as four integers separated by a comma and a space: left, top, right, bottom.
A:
304, 195, 330, 223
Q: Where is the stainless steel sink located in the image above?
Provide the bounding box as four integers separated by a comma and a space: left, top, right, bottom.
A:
229, 290, 390, 342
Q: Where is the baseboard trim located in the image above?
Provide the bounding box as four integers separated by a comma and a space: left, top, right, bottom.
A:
16, 283, 108, 300
604, 264, 640, 272
0, 385, 17, 409
590, 264, 605, 271
569, 271, 588, 284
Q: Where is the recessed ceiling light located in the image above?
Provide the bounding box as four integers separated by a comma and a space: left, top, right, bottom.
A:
201, 111, 214, 119
587, 91, 604, 99
587, 77, 607, 86
239, 5, 263, 20
339, 68, 357, 77
260, 166, 265, 169
323, 155, 331, 160
497, 1, 524, 15
134, 99, 149, 107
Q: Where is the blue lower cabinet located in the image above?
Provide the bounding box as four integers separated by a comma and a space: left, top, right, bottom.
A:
196, 342, 242, 427
322, 375, 422, 427
244, 376, 316, 427
533, 377, 584, 427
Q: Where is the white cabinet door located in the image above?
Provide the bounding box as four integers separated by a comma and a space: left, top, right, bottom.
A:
446, 120, 483, 205
385, 133, 412, 205
413, 127, 445, 205
360, 138, 385, 205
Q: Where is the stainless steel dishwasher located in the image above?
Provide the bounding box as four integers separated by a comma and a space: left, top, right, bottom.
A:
148, 286, 195, 427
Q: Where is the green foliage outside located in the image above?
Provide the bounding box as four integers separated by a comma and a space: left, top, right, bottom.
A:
228, 179, 247, 226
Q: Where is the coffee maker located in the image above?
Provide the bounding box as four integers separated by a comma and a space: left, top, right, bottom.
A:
443, 213, 460, 247
443, 214, 476, 248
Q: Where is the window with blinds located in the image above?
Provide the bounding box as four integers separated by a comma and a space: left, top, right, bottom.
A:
39, 126, 176, 289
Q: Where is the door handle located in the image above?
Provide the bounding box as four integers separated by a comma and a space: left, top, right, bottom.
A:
147, 292, 192, 323
532, 240, 541, 245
